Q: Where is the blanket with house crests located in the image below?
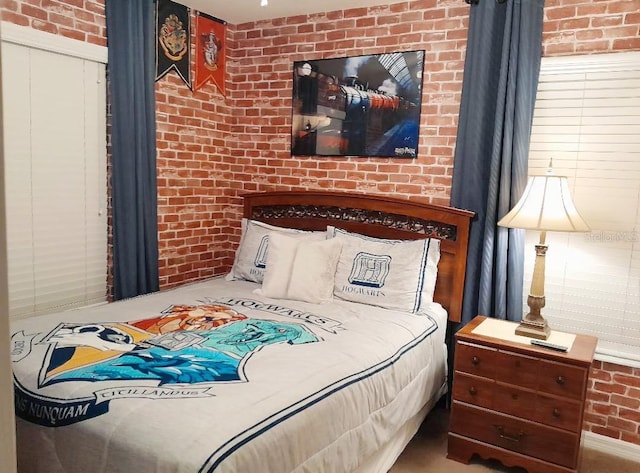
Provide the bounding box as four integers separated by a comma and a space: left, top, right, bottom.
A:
11, 277, 447, 473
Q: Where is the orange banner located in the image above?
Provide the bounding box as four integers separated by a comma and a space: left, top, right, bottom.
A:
194, 12, 226, 95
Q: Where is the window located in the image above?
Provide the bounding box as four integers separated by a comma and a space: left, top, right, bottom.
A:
527, 51, 640, 365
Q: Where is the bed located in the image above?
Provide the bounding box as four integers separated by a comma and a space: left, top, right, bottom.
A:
11, 191, 473, 473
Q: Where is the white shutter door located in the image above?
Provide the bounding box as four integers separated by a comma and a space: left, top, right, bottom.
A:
527, 52, 640, 364
2, 42, 34, 316
2, 41, 107, 318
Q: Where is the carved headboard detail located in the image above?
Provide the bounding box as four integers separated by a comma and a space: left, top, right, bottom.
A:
250, 205, 459, 241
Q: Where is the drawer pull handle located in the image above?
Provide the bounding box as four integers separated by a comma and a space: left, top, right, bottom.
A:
469, 386, 477, 395
472, 356, 480, 366
556, 375, 566, 385
553, 408, 561, 418
494, 425, 525, 443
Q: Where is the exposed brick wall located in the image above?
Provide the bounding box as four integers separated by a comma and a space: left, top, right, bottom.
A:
543, 0, 640, 55
1, 0, 105, 46
228, 0, 467, 208
154, 21, 237, 289
2, 0, 640, 450
587, 361, 640, 446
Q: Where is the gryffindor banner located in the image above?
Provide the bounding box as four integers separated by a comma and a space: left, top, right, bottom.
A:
155, 0, 191, 89
194, 11, 226, 95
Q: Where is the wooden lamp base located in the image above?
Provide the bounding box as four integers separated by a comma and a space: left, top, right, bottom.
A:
517, 234, 551, 341
515, 315, 551, 340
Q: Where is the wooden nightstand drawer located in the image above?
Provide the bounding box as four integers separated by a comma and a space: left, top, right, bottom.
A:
538, 359, 586, 399
493, 383, 537, 420
452, 373, 494, 408
535, 394, 582, 432
454, 341, 497, 378
450, 402, 579, 468
494, 350, 539, 389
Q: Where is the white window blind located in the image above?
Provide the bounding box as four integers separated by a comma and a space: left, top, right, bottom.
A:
527, 51, 640, 364
2, 26, 108, 319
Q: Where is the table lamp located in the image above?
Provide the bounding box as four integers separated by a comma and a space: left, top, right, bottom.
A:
497, 162, 589, 340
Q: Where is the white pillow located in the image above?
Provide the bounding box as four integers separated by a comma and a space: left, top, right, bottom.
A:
328, 226, 440, 313
257, 232, 343, 304
258, 232, 301, 299
227, 219, 325, 284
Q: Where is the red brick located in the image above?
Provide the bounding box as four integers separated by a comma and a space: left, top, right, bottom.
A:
590, 369, 613, 382
58, 26, 86, 42
587, 389, 611, 403
355, 17, 375, 28
576, 2, 608, 17
410, 0, 438, 9
400, 12, 423, 23
377, 15, 400, 26
584, 412, 608, 426
343, 8, 367, 19
575, 29, 604, 41
621, 431, 640, 446
592, 15, 626, 28
590, 426, 622, 440
594, 382, 626, 394
545, 6, 578, 21
590, 402, 618, 416
1, 10, 30, 26
618, 407, 640, 423
28, 18, 58, 35
613, 37, 640, 50
604, 25, 640, 38
612, 373, 640, 388
609, 1, 640, 14
543, 42, 576, 56
608, 417, 638, 433
390, 23, 413, 35
559, 18, 590, 30
21, 3, 48, 21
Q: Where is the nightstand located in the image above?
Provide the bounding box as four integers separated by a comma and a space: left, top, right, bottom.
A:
447, 315, 597, 473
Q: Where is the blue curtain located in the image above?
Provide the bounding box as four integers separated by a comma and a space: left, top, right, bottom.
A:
451, 0, 545, 324
106, 0, 159, 300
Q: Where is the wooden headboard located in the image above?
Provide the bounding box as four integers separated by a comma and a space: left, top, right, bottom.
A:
242, 191, 474, 323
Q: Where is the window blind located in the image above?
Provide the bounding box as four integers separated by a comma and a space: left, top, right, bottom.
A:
526, 51, 640, 364
2, 38, 107, 319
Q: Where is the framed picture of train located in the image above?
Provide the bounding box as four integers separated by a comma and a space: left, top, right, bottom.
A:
291, 50, 425, 158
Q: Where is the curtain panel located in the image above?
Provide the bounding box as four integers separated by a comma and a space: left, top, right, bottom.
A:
451, 0, 545, 325
105, 0, 159, 300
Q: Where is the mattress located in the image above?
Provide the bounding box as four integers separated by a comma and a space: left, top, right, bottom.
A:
11, 277, 448, 473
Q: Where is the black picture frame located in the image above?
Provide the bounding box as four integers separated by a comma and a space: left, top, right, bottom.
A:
291, 50, 425, 158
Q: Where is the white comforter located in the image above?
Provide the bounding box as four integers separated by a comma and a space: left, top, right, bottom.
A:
11, 277, 447, 473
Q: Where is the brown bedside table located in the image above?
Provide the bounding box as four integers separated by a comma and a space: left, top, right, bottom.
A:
447, 315, 597, 473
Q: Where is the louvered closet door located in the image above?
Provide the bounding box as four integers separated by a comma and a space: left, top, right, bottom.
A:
2, 41, 107, 318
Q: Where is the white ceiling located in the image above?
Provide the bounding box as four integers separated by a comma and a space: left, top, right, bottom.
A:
177, 0, 406, 25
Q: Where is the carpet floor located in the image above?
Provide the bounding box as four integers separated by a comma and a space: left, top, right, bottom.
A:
389, 404, 640, 472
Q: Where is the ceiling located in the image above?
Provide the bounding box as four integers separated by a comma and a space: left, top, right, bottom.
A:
177, 0, 407, 25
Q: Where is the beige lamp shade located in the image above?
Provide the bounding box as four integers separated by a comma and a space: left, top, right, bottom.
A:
498, 173, 590, 232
